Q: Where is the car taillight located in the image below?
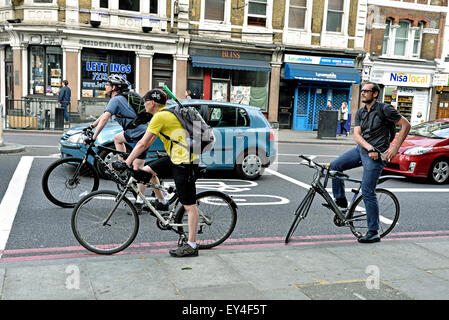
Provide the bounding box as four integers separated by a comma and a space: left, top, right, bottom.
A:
268, 129, 275, 141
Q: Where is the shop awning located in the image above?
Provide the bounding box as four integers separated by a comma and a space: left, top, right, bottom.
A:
284, 63, 360, 83
191, 55, 271, 72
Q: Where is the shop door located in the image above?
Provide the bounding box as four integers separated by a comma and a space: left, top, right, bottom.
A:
437, 98, 449, 119
293, 87, 349, 131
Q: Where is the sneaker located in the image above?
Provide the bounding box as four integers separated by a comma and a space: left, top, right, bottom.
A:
169, 243, 199, 257
358, 230, 380, 243
150, 199, 169, 211
133, 203, 146, 215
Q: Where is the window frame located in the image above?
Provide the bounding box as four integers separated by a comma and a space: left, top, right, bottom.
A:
204, 0, 226, 22
28, 45, 63, 97
247, 0, 268, 27
325, 0, 345, 33
288, 0, 307, 30
382, 19, 423, 59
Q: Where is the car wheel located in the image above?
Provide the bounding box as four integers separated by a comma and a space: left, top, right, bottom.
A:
429, 158, 449, 184
235, 148, 266, 180
96, 144, 131, 179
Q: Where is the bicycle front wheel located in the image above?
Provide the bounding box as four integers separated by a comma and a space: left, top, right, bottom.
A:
174, 191, 237, 249
347, 188, 400, 238
71, 190, 139, 254
42, 157, 100, 208
285, 188, 315, 244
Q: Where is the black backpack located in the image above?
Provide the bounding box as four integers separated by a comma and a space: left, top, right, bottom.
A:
116, 91, 152, 129
376, 103, 397, 143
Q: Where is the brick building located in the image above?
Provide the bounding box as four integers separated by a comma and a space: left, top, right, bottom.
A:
363, 0, 447, 126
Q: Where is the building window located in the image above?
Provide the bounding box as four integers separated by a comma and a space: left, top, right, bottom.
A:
382, 19, 422, 58
394, 20, 409, 56
247, 0, 267, 27
29, 46, 62, 96
119, 0, 139, 12
289, 0, 307, 29
326, 0, 344, 32
100, 0, 108, 8
412, 22, 423, 58
34, 0, 53, 3
150, 0, 158, 14
205, 0, 225, 21
81, 49, 135, 99
382, 18, 392, 55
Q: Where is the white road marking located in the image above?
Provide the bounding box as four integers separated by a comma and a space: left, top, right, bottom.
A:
0, 156, 34, 258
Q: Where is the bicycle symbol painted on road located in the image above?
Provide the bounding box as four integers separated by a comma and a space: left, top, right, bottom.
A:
195, 179, 289, 206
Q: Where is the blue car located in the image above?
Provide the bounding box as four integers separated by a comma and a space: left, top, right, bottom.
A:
59, 100, 277, 180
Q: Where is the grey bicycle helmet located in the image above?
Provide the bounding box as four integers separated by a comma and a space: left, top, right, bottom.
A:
107, 74, 130, 92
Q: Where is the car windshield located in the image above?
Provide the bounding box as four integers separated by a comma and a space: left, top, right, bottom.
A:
409, 121, 449, 139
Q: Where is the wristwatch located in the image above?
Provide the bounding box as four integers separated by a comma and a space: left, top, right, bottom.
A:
368, 147, 380, 154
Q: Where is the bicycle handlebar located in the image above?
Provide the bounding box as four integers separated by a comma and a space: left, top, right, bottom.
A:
299, 155, 349, 179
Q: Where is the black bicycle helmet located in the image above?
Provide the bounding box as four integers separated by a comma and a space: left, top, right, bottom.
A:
107, 74, 130, 92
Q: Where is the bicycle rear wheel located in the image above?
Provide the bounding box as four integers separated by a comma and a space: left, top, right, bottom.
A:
71, 190, 139, 254
174, 191, 237, 249
346, 188, 400, 238
285, 188, 315, 244
42, 157, 100, 208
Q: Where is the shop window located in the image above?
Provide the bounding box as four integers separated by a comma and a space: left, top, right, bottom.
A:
81, 49, 135, 99
231, 70, 269, 111
382, 19, 423, 58
119, 0, 139, 12
29, 46, 62, 96
100, 0, 108, 8
247, 0, 267, 27
288, 0, 306, 29
205, 0, 225, 21
326, 0, 344, 32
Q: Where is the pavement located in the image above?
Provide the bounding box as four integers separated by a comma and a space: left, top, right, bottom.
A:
2, 126, 449, 302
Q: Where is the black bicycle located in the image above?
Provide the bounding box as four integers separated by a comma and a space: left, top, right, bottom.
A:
42, 128, 156, 208
71, 167, 238, 254
285, 155, 402, 244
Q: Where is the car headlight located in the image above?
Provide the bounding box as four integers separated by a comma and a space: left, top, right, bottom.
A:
403, 146, 433, 155
66, 133, 84, 144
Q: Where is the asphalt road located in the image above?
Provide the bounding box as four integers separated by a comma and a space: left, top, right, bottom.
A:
1, 132, 449, 262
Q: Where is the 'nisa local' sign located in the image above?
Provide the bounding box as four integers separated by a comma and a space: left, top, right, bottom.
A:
384, 72, 430, 87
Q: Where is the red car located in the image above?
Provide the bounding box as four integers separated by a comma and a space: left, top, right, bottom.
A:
383, 119, 449, 184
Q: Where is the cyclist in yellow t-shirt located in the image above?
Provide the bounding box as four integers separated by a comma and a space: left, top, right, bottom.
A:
120, 88, 200, 258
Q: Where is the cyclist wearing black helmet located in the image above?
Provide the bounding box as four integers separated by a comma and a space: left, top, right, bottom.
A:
86, 75, 149, 213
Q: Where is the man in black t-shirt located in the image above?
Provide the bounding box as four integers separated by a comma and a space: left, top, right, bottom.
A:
330, 82, 410, 243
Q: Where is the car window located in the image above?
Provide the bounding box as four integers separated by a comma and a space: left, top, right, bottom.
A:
207, 106, 250, 128
410, 121, 449, 139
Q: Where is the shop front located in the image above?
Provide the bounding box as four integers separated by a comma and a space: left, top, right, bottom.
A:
187, 48, 272, 114
432, 73, 449, 119
370, 69, 433, 126
282, 54, 361, 131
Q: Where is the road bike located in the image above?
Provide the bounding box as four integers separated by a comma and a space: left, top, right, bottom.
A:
42, 128, 161, 208
285, 155, 401, 244
71, 167, 238, 254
